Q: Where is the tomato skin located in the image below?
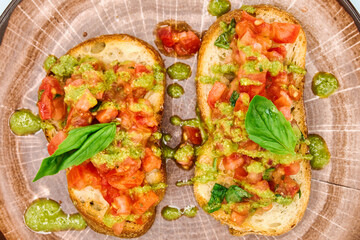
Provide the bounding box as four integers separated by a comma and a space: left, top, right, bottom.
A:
67, 162, 102, 190
132, 191, 159, 215
283, 161, 300, 176
47, 131, 67, 155
271, 22, 300, 44
176, 31, 201, 55
112, 195, 132, 215
222, 153, 244, 171
183, 126, 202, 145
96, 108, 119, 123
207, 82, 227, 108
142, 148, 162, 172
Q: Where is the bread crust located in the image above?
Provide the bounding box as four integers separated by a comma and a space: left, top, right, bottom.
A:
42, 34, 166, 238
194, 5, 311, 236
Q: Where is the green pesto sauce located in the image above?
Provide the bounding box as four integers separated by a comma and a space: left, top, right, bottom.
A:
167, 83, 184, 98
9, 109, 41, 136
208, 0, 231, 17
240, 5, 256, 14
43, 55, 57, 71
24, 199, 87, 232
197, 75, 219, 84
167, 62, 192, 80
308, 134, 331, 170
161, 205, 198, 221
174, 144, 194, 164
50, 55, 79, 77
211, 63, 238, 75
287, 63, 306, 75
246, 161, 265, 173
312, 72, 339, 98
133, 73, 155, 90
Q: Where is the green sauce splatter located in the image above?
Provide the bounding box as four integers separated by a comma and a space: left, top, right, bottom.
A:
208, 0, 231, 17
24, 199, 87, 232
161, 205, 198, 221
308, 134, 331, 170
312, 72, 339, 98
9, 109, 41, 136
167, 62, 192, 80
167, 83, 184, 98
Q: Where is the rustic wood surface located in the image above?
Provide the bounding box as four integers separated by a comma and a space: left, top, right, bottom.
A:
0, 0, 359, 239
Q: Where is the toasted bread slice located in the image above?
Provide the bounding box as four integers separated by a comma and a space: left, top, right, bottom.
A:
194, 5, 310, 236
42, 34, 166, 238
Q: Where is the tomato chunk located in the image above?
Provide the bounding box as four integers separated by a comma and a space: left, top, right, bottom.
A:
271, 22, 300, 44
47, 131, 67, 155
96, 108, 119, 123
183, 126, 202, 145
157, 26, 175, 47
106, 170, 145, 190
207, 82, 227, 108
222, 153, 244, 171
132, 191, 159, 215
112, 195, 132, 215
142, 148, 162, 172
283, 161, 300, 176
67, 162, 101, 190
112, 221, 125, 236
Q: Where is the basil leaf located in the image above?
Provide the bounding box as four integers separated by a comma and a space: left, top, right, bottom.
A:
214, 18, 236, 49
204, 183, 227, 213
245, 95, 297, 155
225, 185, 252, 203
229, 91, 240, 107
33, 123, 116, 181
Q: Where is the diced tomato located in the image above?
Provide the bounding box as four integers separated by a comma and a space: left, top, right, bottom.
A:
253, 180, 270, 191
267, 45, 287, 61
239, 30, 257, 46
283, 161, 300, 176
222, 153, 244, 171
207, 82, 227, 108
47, 131, 67, 155
279, 106, 292, 120
106, 170, 145, 190
135, 64, 150, 77
66, 108, 93, 129
176, 31, 201, 55
246, 172, 263, 184
248, 84, 266, 99
132, 191, 159, 215
243, 72, 267, 84
230, 202, 250, 226
37, 76, 66, 120
234, 93, 248, 112
119, 110, 133, 130
272, 71, 289, 85
274, 91, 292, 108
112, 221, 125, 236
239, 140, 260, 151
283, 176, 300, 197
235, 20, 252, 39
114, 158, 141, 176
67, 162, 101, 190
241, 11, 257, 23
112, 195, 132, 215
183, 126, 202, 145
75, 89, 97, 112
157, 26, 175, 47
234, 166, 248, 180
96, 108, 119, 123
142, 148, 162, 172
271, 22, 300, 44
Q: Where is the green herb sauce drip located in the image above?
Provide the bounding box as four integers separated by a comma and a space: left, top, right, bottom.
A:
308, 134, 331, 169
208, 0, 231, 17
9, 109, 41, 136
167, 62, 192, 80
312, 72, 339, 98
167, 83, 184, 98
24, 199, 87, 232
161, 205, 198, 221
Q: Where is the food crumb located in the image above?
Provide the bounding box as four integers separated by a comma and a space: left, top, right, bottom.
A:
83, 32, 88, 37
301, 7, 308, 13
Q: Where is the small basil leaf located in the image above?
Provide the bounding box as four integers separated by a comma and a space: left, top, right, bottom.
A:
205, 183, 227, 213
225, 185, 252, 203
245, 95, 297, 155
214, 18, 236, 49
33, 123, 116, 181
230, 91, 240, 107
90, 101, 102, 113
262, 168, 275, 181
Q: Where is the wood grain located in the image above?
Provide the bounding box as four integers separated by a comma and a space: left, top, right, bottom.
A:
0, 0, 359, 239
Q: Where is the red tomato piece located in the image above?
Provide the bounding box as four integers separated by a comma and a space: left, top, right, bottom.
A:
47, 131, 67, 155
207, 82, 227, 108
274, 91, 292, 108
115, 158, 141, 176
112, 195, 132, 215
112, 221, 125, 236
283, 175, 300, 197
96, 108, 119, 123
222, 153, 245, 171
289, 85, 301, 101
246, 172, 263, 184
75, 89, 97, 112
278, 106, 292, 121
234, 166, 248, 180
67, 162, 101, 190
253, 180, 270, 191
283, 161, 300, 176
241, 11, 257, 23
271, 22, 300, 44
157, 26, 175, 47
135, 64, 150, 77
106, 170, 145, 190
142, 148, 162, 172
267, 45, 287, 61
176, 31, 201, 56
66, 108, 93, 129
132, 191, 159, 215
183, 126, 202, 145
230, 211, 248, 226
